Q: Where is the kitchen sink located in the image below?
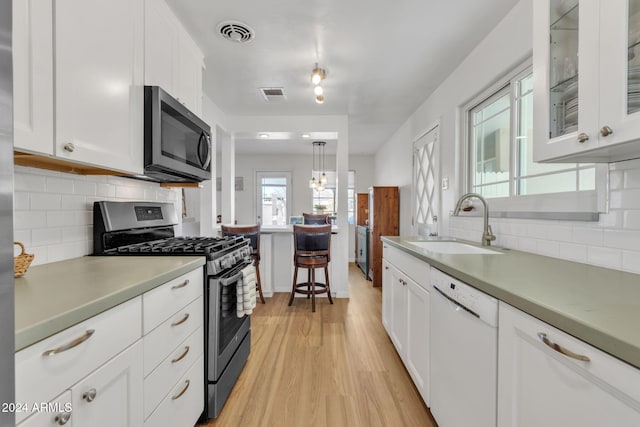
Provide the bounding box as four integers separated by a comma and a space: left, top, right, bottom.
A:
406, 241, 503, 255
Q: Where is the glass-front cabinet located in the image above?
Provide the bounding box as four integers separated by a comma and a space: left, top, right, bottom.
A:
534, 0, 640, 163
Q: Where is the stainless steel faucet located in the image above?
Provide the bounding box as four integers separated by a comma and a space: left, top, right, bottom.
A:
453, 193, 496, 246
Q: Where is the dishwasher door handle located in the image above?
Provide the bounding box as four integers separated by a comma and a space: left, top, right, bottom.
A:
432, 285, 480, 319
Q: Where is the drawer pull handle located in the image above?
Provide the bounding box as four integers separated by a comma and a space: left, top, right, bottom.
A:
171, 279, 189, 290
537, 332, 590, 362
171, 313, 190, 327
54, 413, 71, 425
171, 346, 190, 363
42, 329, 95, 356
171, 380, 190, 400
82, 388, 97, 403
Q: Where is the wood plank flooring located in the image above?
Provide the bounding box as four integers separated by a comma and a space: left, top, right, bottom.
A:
201, 263, 437, 427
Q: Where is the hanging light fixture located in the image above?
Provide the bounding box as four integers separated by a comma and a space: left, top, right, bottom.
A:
309, 141, 327, 191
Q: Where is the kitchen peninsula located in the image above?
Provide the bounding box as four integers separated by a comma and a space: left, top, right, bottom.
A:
254, 225, 339, 297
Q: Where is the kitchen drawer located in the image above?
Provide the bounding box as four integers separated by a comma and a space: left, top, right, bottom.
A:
143, 296, 203, 376
17, 390, 72, 427
383, 244, 430, 289
143, 326, 204, 419
143, 267, 203, 334
15, 296, 142, 424
144, 354, 204, 427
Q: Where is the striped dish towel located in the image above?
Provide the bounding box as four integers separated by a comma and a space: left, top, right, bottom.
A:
237, 264, 257, 318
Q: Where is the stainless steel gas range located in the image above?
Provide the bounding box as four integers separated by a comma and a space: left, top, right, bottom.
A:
93, 201, 252, 420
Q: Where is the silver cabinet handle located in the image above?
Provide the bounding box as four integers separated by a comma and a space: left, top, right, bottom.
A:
82, 388, 97, 403
600, 126, 613, 137
42, 329, 95, 356
171, 313, 190, 327
537, 332, 590, 362
171, 346, 190, 363
171, 380, 190, 400
577, 132, 589, 143
63, 143, 75, 152
171, 279, 189, 290
54, 413, 71, 425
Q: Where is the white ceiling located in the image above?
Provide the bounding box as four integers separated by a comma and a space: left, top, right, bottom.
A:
167, 0, 520, 155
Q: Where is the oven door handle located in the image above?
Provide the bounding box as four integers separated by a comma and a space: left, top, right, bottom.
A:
219, 270, 244, 287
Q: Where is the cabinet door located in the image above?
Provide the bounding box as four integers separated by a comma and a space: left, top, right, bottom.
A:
176, 33, 203, 116
381, 260, 392, 332
405, 279, 430, 406
12, 0, 53, 154
598, 0, 640, 149
17, 391, 72, 427
144, 0, 178, 97
388, 264, 407, 357
71, 341, 143, 427
498, 303, 640, 427
533, 0, 600, 161
54, 0, 144, 174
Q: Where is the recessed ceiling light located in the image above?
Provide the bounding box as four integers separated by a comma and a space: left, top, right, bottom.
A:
301, 133, 310, 139
259, 133, 269, 139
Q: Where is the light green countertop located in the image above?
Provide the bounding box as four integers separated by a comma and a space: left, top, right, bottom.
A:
14, 256, 206, 352
382, 236, 640, 370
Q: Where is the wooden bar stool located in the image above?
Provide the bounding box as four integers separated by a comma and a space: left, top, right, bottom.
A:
288, 224, 333, 312
302, 212, 330, 225
221, 224, 265, 304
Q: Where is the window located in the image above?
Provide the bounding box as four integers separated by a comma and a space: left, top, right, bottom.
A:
256, 172, 291, 226
466, 62, 596, 210
311, 171, 356, 224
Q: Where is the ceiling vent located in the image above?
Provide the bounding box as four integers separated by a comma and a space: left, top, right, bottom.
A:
217, 21, 255, 44
260, 87, 287, 102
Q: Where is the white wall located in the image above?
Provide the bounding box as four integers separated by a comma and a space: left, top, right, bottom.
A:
13, 166, 181, 265
229, 153, 375, 260
374, 0, 640, 274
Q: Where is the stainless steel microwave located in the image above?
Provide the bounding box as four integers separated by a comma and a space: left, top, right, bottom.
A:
143, 86, 212, 182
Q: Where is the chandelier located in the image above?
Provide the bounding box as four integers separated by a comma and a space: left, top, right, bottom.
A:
308, 141, 327, 191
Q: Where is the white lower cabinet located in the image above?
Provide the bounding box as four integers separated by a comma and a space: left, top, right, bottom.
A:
70, 341, 143, 427
17, 391, 72, 427
381, 244, 430, 405
498, 302, 640, 427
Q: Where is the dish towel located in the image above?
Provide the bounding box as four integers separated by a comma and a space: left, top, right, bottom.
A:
237, 264, 257, 318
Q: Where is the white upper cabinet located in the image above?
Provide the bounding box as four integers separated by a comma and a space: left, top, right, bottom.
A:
12, 0, 53, 155
145, 0, 204, 116
534, 0, 640, 163
54, 0, 144, 174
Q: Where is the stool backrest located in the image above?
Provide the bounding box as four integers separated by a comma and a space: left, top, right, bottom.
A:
293, 224, 331, 260
221, 224, 260, 253
303, 213, 330, 225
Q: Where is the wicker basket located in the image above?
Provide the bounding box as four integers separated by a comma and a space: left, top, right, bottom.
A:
14, 242, 34, 278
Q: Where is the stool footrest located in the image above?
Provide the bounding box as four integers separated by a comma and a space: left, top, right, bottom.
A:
293, 282, 329, 295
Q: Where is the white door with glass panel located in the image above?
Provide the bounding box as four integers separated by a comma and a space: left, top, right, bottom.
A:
256, 172, 291, 226
413, 126, 439, 237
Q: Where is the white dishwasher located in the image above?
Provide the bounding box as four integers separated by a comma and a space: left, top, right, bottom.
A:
430, 268, 498, 427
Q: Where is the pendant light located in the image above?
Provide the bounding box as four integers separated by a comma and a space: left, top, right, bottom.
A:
309, 141, 327, 191
310, 63, 327, 104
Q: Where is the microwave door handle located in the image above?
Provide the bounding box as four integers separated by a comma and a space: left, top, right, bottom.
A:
198, 133, 211, 170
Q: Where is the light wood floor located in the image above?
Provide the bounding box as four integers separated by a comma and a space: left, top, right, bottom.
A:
202, 263, 437, 427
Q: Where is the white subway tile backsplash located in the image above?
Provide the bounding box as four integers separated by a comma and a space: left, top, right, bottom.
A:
609, 170, 624, 190
587, 246, 622, 270
46, 177, 74, 194
536, 240, 560, 258
622, 251, 640, 274
32, 228, 62, 246
558, 243, 588, 263
13, 192, 29, 210
13, 168, 183, 264
14, 211, 47, 230
610, 189, 640, 210
573, 227, 604, 246
624, 169, 640, 189
74, 180, 97, 196
603, 229, 640, 251
623, 210, 640, 230
30, 193, 61, 210
14, 172, 45, 192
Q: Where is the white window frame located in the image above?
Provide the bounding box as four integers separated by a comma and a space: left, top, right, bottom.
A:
311, 170, 356, 223
255, 171, 292, 225
461, 59, 606, 215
